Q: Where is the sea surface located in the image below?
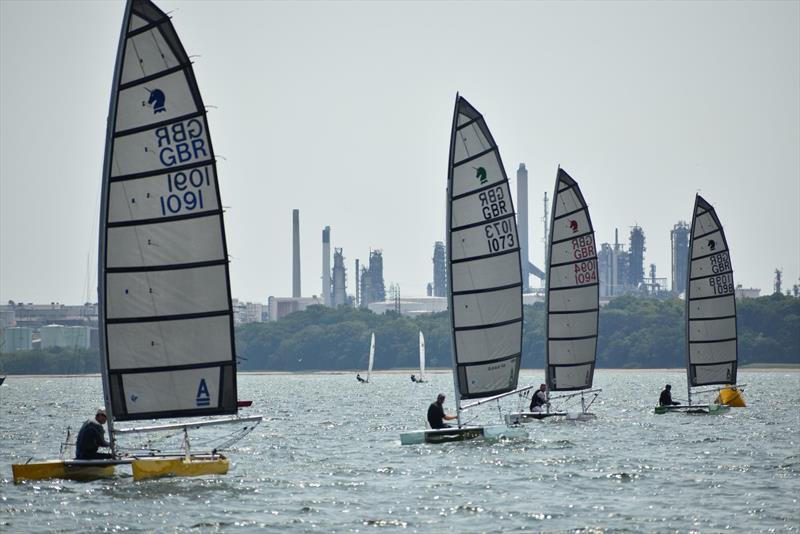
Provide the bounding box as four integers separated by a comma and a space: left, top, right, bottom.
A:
1, 370, 798, 533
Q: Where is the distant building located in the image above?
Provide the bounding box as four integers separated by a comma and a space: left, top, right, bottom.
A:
735, 287, 761, 299
671, 221, 690, 294
40, 324, 90, 349
267, 296, 323, 321
628, 226, 645, 287
0, 310, 15, 328
432, 241, 447, 297
332, 248, 348, 307
1, 326, 32, 353
232, 299, 264, 325
0, 303, 97, 329
359, 250, 385, 308
367, 296, 446, 316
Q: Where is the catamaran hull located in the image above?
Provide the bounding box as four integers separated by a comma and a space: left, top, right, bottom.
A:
505, 412, 596, 424
654, 404, 731, 415
131, 456, 229, 481
12, 459, 118, 483
399, 425, 527, 445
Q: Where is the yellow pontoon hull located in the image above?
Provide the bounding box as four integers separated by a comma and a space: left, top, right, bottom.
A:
716, 387, 746, 407
12, 460, 116, 483
131, 456, 229, 481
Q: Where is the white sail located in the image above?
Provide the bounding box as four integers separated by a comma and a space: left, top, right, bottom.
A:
419, 331, 426, 382
447, 96, 522, 403
686, 195, 738, 388
545, 169, 599, 391
98, 0, 237, 423
367, 332, 375, 382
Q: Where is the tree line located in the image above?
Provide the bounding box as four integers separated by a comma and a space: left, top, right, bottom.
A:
1, 294, 798, 374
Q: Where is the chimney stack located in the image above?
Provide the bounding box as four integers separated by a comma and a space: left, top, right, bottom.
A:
292, 209, 301, 298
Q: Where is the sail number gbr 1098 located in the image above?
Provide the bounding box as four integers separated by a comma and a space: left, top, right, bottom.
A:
160, 167, 212, 216
484, 219, 515, 253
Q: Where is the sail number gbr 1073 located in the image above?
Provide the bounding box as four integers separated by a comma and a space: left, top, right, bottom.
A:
484, 218, 515, 253
160, 167, 212, 216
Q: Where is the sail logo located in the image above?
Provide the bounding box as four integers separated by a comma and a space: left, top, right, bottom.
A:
145, 88, 166, 114
196, 378, 211, 407
474, 167, 488, 184
708, 239, 716, 251
569, 220, 579, 233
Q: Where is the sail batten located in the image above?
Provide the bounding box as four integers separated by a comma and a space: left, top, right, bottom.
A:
545, 169, 599, 392
686, 195, 738, 388
100, 0, 237, 422
447, 96, 522, 403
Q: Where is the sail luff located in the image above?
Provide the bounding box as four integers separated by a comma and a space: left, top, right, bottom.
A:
446, 94, 461, 422
447, 95, 522, 405
99, 0, 137, 451
686, 195, 738, 393
545, 168, 599, 392
100, 0, 237, 422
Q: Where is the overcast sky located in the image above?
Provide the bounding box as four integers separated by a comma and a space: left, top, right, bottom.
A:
1, 0, 798, 305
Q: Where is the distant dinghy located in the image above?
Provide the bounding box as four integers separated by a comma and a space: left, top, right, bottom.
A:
507, 168, 601, 424
12, 0, 261, 484
363, 333, 375, 383
655, 195, 744, 415
400, 95, 529, 445
414, 331, 426, 383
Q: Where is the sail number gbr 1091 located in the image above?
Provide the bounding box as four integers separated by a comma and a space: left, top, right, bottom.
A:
160, 167, 212, 216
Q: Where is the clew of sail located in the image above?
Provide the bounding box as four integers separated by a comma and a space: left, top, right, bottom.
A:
99, 0, 238, 427
686, 195, 738, 389
545, 169, 599, 392
447, 96, 522, 406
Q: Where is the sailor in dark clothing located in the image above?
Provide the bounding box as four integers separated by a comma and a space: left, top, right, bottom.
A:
659, 384, 680, 406
427, 393, 457, 429
75, 409, 113, 460
410, 374, 417, 383
356, 373, 366, 383
530, 383, 550, 412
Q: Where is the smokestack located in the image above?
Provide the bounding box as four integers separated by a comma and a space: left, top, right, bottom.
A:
517, 163, 529, 291
355, 258, 360, 307
293, 209, 301, 298
322, 226, 331, 306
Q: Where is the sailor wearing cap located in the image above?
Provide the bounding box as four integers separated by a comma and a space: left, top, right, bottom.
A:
427, 393, 458, 429
75, 408, 113, 460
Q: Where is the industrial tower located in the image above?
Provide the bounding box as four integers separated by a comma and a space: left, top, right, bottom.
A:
517, 163, 530, 291
332, 248, 347, 307
671, 221, 690, 294
432, 241, 446, 297
292, 209, 301, 298
322, 226, 331, 306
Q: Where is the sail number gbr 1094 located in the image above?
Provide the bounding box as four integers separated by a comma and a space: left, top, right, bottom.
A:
160, 167, 212, 216
484, 219, 515, 253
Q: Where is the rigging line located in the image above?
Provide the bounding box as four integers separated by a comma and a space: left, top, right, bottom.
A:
131, 38, 147, 79
149, 25, 171, 70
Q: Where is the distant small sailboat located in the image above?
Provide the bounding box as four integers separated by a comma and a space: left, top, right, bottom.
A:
412, 331, 426, 383
656, 194, 744, 415
12, 0, 261, 484
400, 95, 529, 445
361, 332, 375, 383
507, 168, 601, 423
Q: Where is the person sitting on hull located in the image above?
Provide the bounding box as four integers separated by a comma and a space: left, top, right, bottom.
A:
427, 393, 457, 429
356, 373, 366, 383
659, 384, 680, 406
530, 383, 550, 412
75, 409, 113, 460
410, 374, 417, 383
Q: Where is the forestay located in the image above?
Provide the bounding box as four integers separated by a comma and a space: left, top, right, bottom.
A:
447, 96, 522, 401
545, 169, 598, 391
686, 195, 737, 387
99, 0, 237, 422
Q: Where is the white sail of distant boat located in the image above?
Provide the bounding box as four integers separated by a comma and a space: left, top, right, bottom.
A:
507, 168, 601, 423
401, 94, 529, 445
657, 194, 744, 414
418, 331, 426, 383
366, 333, 375, 383
12, 0, 260, 483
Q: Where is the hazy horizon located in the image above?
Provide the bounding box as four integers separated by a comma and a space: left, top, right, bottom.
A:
2, 0, 798, 304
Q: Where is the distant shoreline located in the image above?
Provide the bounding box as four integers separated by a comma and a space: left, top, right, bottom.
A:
3, 365, 798, 379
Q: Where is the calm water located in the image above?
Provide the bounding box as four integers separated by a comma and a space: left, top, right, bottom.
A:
1, 370, 798, 533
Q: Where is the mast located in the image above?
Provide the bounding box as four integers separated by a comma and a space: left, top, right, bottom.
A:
98, 0, 136, 454
446, 94, 461, 425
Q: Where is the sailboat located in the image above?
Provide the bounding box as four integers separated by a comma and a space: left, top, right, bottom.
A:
12, 0, 261, 483
508, 168, 601, 423
400, 95, 530, 445
655, 194, 744, 414
364, 332, 375, 383
411, 331, 426, 383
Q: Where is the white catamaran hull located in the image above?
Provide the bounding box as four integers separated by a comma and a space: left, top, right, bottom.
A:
654, 404, 731, 415
400, 425, 528, 446
505, 411, 596, 424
